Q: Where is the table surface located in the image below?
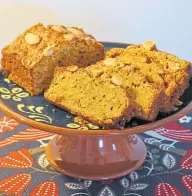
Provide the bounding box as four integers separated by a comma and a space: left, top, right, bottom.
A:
0, 110, 191, 196
0, 1, 192, 195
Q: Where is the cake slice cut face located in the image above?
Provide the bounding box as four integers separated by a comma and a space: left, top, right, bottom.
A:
123, 42, 191, 112
106, 41, 191, 112
44, 66, 132, 127
1, 23, 104, 95
88, 58, 164, 121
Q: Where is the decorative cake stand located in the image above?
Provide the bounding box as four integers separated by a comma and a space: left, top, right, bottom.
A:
0, 42, 191, 180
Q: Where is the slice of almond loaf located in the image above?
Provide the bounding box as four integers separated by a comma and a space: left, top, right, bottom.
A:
107, 41, 191, 112
87, 58, 164, 121
1, 23, 104, 95
44, 66, 133, 127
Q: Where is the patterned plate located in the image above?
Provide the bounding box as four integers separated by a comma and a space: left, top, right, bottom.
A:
0, 42, 191, 131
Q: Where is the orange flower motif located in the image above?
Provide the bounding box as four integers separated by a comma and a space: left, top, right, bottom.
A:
155, 183, 182, 196
181, 149, 192, 170
0, 128, 55, 148
30, 181, 58, 196
0, 173, 32, 196
0, 148, 34, 169
0, 116, 19, 133
182, 175, 192, 194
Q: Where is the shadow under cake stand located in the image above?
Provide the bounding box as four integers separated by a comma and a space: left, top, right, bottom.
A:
0, 42, 191, 180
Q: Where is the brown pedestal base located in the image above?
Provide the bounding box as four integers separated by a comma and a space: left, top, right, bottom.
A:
45, 134, 147, 180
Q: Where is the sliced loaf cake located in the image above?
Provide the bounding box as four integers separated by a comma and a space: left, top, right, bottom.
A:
107, 41, 191, 112
1, 23, 104, 95
44, 66, 133, 127
87, 58, 164, 121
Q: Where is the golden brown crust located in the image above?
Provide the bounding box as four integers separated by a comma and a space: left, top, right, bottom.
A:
88, 57, 164, 121
107, 43, 191, 112
106, 48, 125, 58
1, 23, 104, 95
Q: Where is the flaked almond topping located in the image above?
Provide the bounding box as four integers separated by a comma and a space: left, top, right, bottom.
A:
51, 25, 66, 33
110, 84, 116, 89
90, 68, 103, 78
44, 25, 50, 29
66, 65, 78, 72
67, 27, 84, 36
64, 34, 77, 41
84, 37, 94, 45
43, 45, 55, 56
103, 58, 116, 66
24, 33, 40, 45
101, 73, 110, 79
111, 74, 123, 86
168, 61, 180, 70
85, 34, 95, 39
140, 57, 148, 63
143, 40, 156, 51
119, 62, 125, 68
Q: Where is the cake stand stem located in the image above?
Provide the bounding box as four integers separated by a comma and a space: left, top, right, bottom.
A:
45, 133, 147, 180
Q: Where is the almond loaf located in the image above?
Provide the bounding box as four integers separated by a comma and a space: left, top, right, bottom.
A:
107, 41, 191, 112
1, 23, 104, 95
106, 50, 174, 111
44, 66, 133, 127
86, 58, 164, 121
124, 42, 191, 112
